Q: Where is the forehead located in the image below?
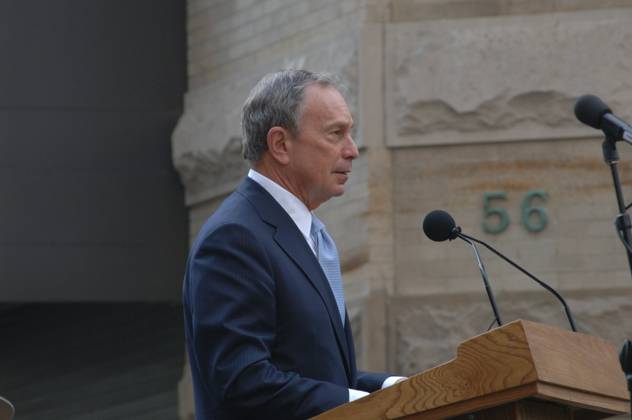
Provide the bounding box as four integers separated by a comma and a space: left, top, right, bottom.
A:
299, 84, 352, 126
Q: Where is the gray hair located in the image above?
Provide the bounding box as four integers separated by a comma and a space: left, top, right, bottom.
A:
241, 69, 341, 163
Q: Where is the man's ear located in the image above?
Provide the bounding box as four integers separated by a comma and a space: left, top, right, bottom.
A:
266, 126, 291, 165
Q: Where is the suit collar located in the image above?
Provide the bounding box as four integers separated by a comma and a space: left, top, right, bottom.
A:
247, 169, 313, 247
236, 178, 353, 381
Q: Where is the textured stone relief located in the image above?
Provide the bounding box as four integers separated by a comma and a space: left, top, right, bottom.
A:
385, 9, 632, 146
171, 73, 253, 204
399, 91, 577, 136
173, 137, 248, 204
392, 294, 494, 375
391, 289, 632, 375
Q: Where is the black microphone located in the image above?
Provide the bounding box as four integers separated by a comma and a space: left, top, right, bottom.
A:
422, 210, 460, 242
575, 95, 632, 144
422, 210, 502, 328
422, 210, 577, 332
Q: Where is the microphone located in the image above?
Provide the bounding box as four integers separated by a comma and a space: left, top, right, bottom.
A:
422, 210, 460, 242
576, 96, 632, 278
422, 210, 577, 332
575, 95, 632, 144
423, 210, 502, 328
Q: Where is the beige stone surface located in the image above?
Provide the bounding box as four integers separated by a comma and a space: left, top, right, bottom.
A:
188, 193, 228, 244
389, 288, 632, 376
388, 0, 632, 22
393, 138, 632, 296
187, 0, 367, 89
385, 8, 632, 147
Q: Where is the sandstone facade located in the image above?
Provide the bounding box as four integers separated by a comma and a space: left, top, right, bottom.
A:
173, 1, 632, 418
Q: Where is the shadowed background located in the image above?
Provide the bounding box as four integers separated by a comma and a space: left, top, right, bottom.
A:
0, 0, 187, 418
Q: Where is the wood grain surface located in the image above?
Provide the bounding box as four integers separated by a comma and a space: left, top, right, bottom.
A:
314, 320, 630, 420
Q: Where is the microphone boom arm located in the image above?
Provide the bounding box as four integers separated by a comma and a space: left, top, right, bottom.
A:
457, 233, 503, 328
457, 231, 577, 332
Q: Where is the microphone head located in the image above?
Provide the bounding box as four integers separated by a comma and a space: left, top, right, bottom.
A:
422, 210, 458, 242
574, 94, 611, 129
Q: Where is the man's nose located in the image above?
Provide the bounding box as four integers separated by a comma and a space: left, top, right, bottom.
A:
343, 135, 359, 159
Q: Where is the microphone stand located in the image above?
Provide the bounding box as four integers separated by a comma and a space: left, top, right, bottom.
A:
456, 233, 503, 328
597, 133, 632, 417
602, 138, 632, 281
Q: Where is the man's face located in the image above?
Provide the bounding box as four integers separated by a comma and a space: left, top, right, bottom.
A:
286, 84, 359, 210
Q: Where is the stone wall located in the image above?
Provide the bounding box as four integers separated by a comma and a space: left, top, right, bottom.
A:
173, 0, 632, 417
382, 2, 632, 383
393, 140, 632, 296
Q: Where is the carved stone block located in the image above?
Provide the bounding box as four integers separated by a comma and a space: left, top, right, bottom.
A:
385, 9, 632, 147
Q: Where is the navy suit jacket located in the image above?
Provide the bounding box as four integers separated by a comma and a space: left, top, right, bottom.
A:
183, 177, 388, 419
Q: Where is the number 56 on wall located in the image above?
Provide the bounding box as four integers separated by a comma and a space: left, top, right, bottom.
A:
482, 190, 549, 235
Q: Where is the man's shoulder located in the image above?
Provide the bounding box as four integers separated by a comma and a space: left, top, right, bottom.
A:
193, 179, 274, 241
198, 189, 262, 237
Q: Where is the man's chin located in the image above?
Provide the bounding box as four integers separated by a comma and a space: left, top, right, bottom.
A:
332, 186, 346, 197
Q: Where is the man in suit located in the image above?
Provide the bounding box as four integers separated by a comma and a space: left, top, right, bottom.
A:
183, 69, 402, 419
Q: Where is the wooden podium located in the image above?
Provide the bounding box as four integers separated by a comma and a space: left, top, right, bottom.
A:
315, 320, 630, 419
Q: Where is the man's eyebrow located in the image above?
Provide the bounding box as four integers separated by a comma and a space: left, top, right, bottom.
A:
325, 119, 354, 130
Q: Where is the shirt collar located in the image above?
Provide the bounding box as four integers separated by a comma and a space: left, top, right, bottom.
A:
248, 169, 314, 248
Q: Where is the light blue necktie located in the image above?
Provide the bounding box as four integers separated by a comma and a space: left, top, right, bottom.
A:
311, 216, 346, 325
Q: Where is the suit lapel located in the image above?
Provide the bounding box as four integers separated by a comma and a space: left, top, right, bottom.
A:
273, 226, 352, 376
237, 178, 353, 381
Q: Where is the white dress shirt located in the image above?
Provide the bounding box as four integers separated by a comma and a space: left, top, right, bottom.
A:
248, 169, 316, 254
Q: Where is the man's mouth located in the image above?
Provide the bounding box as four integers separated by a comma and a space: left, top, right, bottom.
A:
333, 171, 350, 182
